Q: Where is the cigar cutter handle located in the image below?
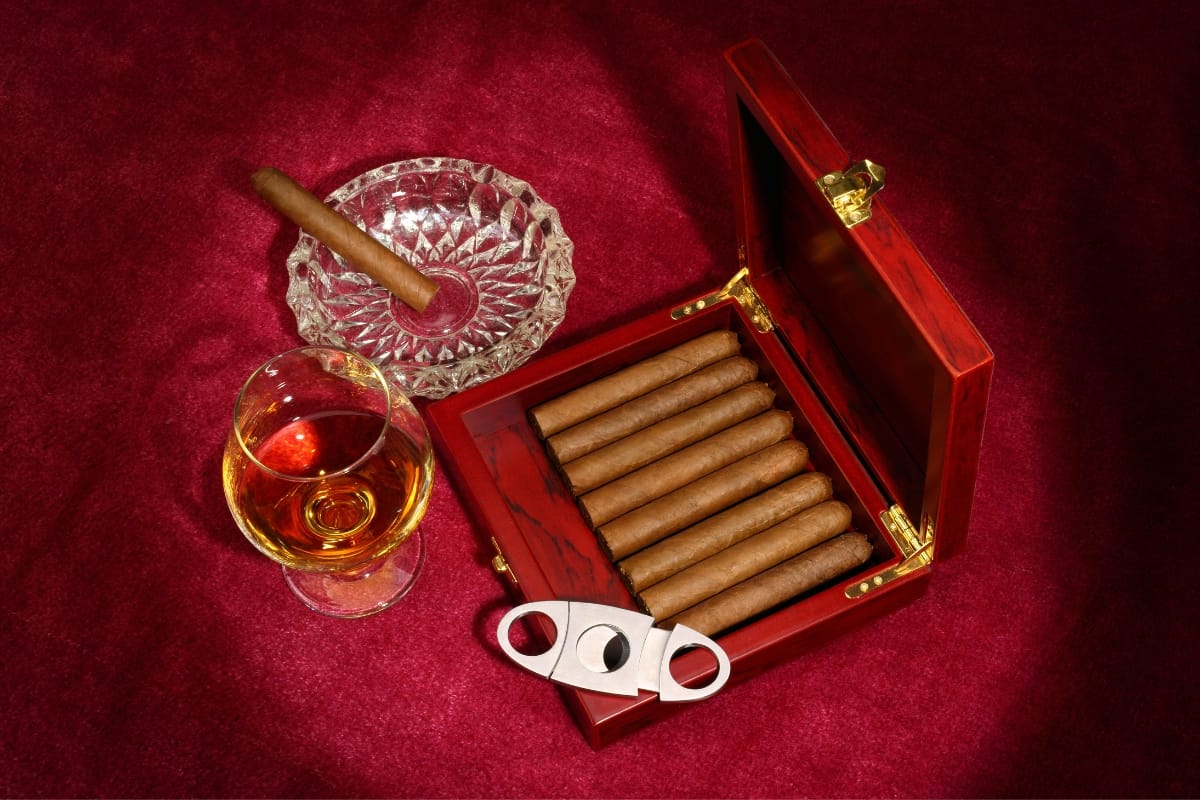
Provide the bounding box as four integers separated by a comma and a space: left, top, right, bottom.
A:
496, 600, 730, 702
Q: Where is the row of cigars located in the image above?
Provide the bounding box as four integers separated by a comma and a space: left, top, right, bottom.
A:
528, 330, 872, 637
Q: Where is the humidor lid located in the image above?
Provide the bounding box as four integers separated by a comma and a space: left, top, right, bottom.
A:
721, 39, 993, 559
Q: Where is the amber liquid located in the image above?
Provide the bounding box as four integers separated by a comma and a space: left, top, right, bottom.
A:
223, 411, 430, 571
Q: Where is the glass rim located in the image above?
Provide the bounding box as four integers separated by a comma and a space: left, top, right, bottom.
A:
232, 345, 392, 482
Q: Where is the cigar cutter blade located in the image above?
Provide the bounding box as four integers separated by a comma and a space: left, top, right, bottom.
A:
496, 600, 731, 702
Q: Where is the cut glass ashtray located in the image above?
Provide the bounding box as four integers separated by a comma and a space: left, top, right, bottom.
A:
285, 157, 575, 399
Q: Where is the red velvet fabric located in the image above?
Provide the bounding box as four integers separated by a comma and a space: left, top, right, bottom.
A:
3, 1, 1197, 796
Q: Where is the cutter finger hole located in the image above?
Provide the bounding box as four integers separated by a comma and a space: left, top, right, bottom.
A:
504, 610, 558, 657
576, 624, 631, 673
668, 644, 723, 689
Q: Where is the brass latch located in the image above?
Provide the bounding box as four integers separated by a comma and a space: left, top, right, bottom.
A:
670, 266, 774, 333
818, 160, 885, 228
845, 504, 933, 598
490, 537, 518, 586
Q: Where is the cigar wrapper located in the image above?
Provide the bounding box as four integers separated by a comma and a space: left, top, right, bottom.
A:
664, 533, 874, 637
529, 330, 741, 437
546, 356, 759, 464
579, 409, 795, 528
618, 471, 834, 592
251, 166, 439, 313
637, 499, 852, 620
561, 382, 776, 495
598, 439, 810, 560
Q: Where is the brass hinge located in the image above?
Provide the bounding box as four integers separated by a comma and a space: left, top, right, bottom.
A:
818, 160, 886, 228
490, 537, 518, 586
844, 504, 933, 599
670, 266, 774, 333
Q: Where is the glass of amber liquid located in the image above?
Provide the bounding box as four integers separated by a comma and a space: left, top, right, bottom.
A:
222, 346, 435, 617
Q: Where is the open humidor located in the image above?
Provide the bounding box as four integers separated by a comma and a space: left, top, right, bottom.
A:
425, 38, 993, 747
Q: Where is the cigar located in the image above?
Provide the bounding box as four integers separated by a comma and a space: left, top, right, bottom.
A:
618, 471, 833, 592
529, 330, 741, 437
598, 439, 809, 560
578, 410, 795, 528
664, 533, 874, 637
637, 499, 853, 620
561, 382, 776, 494
545, 356, 759, 464
251, 167, 439, 313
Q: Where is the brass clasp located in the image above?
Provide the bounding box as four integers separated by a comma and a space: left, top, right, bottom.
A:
490, 537, 518, 585
818, 159, 886, 228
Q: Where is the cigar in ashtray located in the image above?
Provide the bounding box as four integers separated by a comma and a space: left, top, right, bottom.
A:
251, 167, 439, 313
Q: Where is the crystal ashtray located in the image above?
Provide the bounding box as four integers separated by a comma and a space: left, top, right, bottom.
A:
285, 157, 575, 399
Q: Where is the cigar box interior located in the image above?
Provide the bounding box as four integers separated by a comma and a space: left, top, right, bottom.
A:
425, 39, 992, 747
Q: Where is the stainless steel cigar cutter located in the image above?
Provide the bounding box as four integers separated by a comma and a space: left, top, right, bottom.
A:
496, 600, 731, 702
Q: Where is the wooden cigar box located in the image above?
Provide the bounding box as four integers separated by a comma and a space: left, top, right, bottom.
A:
425, 38, 993, 747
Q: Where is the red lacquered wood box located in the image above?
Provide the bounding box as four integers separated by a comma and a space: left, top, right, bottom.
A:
425, 38, 993, 748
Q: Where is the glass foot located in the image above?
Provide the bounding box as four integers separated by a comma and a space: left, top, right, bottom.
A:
282, 529, 425, 618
